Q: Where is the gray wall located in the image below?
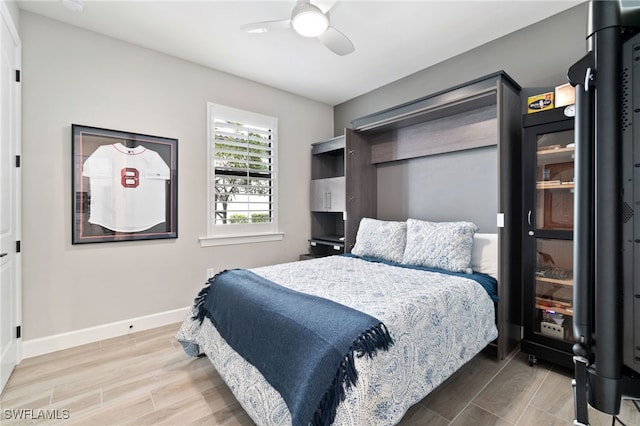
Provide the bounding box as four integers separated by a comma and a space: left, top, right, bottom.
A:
20, 12, 333, 340
335, 3, 588, 229
397, 147, 497, 229
334, 3, 588, 132
376, 146, 498, 231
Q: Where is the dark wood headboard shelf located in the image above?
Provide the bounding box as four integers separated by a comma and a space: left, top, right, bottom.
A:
351, 71, 520, 164
352, 71, 519, 131
365, 104, 497, 164
348, 71, 523, 361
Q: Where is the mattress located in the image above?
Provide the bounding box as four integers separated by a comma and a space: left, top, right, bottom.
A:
176, 254, 498, 425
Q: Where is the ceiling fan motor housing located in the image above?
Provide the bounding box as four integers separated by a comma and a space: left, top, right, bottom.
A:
291, 2, 329, 37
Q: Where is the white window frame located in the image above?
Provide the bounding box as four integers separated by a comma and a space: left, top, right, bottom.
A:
200, 103, 283, 247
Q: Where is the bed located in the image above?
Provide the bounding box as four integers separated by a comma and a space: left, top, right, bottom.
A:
176, 218, 500, 426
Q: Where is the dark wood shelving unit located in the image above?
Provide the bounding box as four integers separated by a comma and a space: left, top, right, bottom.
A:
308, 132, 376, 257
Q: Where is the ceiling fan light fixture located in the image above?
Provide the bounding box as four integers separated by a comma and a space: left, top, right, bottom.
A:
291, 4, 328, 38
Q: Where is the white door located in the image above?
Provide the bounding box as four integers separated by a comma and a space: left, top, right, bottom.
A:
0, 4, 21, 393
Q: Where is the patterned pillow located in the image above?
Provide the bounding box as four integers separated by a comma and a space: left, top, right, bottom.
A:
402, 219, 478, 274
351, 218, 407, 263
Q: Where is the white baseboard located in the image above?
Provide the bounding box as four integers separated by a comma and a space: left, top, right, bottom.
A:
21, 307, 190, 359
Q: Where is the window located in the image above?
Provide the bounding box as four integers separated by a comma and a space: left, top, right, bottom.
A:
203, 103, 282, 246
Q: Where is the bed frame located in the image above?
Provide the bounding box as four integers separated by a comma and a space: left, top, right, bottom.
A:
348, 71, 522, 360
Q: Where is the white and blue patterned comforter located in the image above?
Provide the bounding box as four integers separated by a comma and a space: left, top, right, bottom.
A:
176, 255, 498, 426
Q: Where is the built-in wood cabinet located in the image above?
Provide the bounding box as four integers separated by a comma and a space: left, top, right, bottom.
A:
310, 177, 346, 212
521, 106, 575, 369
308, 132, 376, 257
351, 72, 522, 360
306, 72, 522, 359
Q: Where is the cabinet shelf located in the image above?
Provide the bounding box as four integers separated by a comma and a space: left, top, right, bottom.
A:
309, 239, 344, 251
310, 235, 345, 245
536, 146, 575, 165
536, 276, 573, 286
536, 181, 575, 190
535, 297, 574, 316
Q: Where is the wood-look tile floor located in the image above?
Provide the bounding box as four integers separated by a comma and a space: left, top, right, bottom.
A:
1, 322, 639, 426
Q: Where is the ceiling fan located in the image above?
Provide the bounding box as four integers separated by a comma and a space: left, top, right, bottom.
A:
240, 0, 355, 56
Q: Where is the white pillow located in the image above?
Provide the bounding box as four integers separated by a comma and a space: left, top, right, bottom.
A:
402, 218, 478, 274
471, 233, 499, 279
351, 218, 407, 263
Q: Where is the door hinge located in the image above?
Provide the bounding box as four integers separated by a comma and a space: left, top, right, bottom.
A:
15, 69, 20, 82
15, 155, 20, 168
16, 326, 21, 339
16, 240, 20, 253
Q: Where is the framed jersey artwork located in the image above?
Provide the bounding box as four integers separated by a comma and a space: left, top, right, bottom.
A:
71, 124, 178, 244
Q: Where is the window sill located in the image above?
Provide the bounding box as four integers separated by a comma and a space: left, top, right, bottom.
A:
199, 232, 285, 247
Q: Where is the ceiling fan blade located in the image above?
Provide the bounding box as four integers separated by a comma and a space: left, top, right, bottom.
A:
314, 0, 337, 14
240, 19, 291, 34
318, 26, 354, 56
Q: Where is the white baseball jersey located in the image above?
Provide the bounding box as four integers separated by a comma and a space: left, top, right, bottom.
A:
82, 143, 171, 232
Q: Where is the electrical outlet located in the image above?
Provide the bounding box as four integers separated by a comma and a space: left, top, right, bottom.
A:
206, 268, 216, 280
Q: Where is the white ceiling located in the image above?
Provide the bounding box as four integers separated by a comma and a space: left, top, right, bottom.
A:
16, 0, 583, 106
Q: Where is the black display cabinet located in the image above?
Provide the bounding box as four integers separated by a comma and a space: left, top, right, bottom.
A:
521, 106, 575, 369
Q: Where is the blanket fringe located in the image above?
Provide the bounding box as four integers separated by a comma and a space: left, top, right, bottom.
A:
191, 273, 222, 325
311, 322, 394, 426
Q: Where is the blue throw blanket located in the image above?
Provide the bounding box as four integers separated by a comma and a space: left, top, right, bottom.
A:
192, 269, 394, 426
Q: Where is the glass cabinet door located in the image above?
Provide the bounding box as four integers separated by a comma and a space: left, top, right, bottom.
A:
530, 127, 575, 345
535, 130, 575, 231
522, 109, 576, 367
534, 238, 574, 343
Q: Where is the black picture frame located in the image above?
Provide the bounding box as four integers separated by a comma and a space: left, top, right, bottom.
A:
72, 124, 178, 244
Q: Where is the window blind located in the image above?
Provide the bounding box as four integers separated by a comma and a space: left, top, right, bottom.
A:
208, 104, 278, 231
